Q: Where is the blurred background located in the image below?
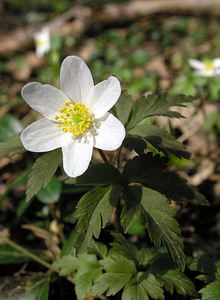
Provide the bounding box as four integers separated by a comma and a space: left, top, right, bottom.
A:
1, 0, 220, 299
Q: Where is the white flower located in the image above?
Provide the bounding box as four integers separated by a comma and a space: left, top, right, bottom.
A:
20, 56, 125, 177
188, 58, 220, 77
34, 27, 50, 57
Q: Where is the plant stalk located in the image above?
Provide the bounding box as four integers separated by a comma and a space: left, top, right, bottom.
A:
3, 238, 54, 271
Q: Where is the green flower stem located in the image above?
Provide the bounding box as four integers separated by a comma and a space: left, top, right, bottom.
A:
3, 238, 55, 271
98, 149, 109, 164
3, 237, 75, 284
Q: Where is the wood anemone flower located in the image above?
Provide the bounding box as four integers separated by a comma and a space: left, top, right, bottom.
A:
20, 56, 125, 177
188, 58, 220, 77
34, 27, 50, 57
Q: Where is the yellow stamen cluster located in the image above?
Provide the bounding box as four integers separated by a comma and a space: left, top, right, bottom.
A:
203, 59, 214, 72
35, 37, 47, 47
55, 102, 92, 135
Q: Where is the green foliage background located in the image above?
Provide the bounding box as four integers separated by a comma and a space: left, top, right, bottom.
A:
1, 1, 220, 299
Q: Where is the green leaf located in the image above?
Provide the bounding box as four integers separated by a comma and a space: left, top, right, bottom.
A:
16, 198, 30, 217
141, 187, 185, 270
189, 252, 216, 282
123, 186, 185, 270
87, 240, 108, 258
122, 280, 147, 300
121, 186, 142, 232
123, 153, 168, 182
74, 185, 122, 251
127, 93, 192, 131
149, 254, 196, 296
161, 269, 196, 296
75, 253, 102, 300
26, 150, 62, 202
25, 275, 50, 300
123, 153, 199, 203
0, 114, 23, 142
54, 252, 102, 299
61, 231, 78, 257
112, 90, 133, 125
128, 124, 190, 158
76, 164, 122, 185
53, 254, 78, 276
91, 255, 136, 297
110, 233, 139, 264
37, 176, 62, 204
200, 280, 220, 300
0, 246, 30, 264
0, 135, 24, 157
122, 273, 164, 300
123, 136, 147, 155
140, 274, 164, 300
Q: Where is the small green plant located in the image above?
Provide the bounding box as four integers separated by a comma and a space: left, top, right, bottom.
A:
0, 56, 209, 299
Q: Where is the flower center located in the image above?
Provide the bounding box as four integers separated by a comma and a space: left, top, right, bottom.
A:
203, 59, 214, 72
35, 37, 47, 47
55, 102, 92, 135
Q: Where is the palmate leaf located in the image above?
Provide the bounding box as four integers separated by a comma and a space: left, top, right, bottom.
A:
149, 254, 196, 296
127, 93, 192, 131
75, 254, 102, 300
74, 185, 122, 251
26, 150, 61, 202
91, 255, 136, 297
110, 234, 158, 268
161, 269, 196, 296
128, 123, 190, 158
122, 273, 164, 300
76, 164, 122, 185
54, 252, 102, 300
53, 254, 78, 276
123, 136, 147, 155
122, 186, 185, 270
110, 233, 139, 264
200, 280, 220, 300
123, 153, 208, 205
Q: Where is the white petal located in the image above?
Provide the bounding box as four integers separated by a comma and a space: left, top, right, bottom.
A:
214, 69, 220, 76
196, 70, 214, 77
22, 82, 68, 120
60, 56, 94, 104
188, 59, 204, 70
94, 112, 125, 151
21, 118, 70, 152
85, 76, 121, 118
62, 135, 94, 177
214, 58, 220, 68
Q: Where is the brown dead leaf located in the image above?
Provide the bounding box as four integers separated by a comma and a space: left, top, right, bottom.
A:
190, 158, 215, 186
22, 224, 60, 260
147, 56, 170, 78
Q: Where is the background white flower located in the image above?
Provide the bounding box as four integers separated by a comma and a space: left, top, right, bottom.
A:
188, 58, 220, 77
34, 27, 50, 57
21, 56, 125, 177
